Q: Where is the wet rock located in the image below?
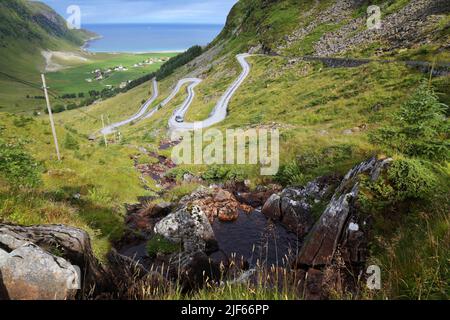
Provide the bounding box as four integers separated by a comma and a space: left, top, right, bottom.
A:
262, 177, 338, 236
125, 201, 175, 233
170, 251, 221, 292
142, 202, 174, 218
217, 207, 240, 222
280, 195, 314, 237
235, 184, 282, 208
261, 194, 282, 220
154, 205, 218, 253
180, 186, 252, 223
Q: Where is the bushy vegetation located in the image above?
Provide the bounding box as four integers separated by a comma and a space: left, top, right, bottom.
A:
201, 165, 247, 182
124, 45, 203, 92
387, 158, 438, 200
0, 138, 41, 188
156, 45, 203, 80
358, 158, 438, 214
371, 82, 449, 162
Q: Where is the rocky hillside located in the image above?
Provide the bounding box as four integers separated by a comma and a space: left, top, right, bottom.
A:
210, 0, 449, 59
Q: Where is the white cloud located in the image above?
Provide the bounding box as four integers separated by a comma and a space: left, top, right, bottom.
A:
40, 0, 238, 24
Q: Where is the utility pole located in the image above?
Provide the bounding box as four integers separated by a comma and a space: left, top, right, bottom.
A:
106, 115, 116, 143
41, 74, 61, 161
101, 114, 108, 147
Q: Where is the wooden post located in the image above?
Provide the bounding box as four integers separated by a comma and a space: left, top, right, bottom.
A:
41, 74, 61, 161
106, 115, 116, 143
101, 114, 108, 147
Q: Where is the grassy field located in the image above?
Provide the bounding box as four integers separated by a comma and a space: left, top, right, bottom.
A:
46, 52, 177, 94
0, 111, 158, 258
0, 40, 176, 114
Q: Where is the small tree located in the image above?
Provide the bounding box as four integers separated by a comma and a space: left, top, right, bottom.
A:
371, 82, 449, 162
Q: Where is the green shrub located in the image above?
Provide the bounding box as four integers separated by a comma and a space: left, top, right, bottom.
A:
13, 116, 33, 128
370, 82, 449, 162
387, 158, 437, 200
358, 158, 438, 215
166, 167, 194, 181
63, 133, 79, 150
0, 139, 41, 188
201, 165, 246, 182
146, 235, 181, 257
275, 160, 306, 186
276, 144, 355, 186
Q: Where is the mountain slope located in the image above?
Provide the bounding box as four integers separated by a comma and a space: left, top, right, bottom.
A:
0, 0, 92, 48
211, 0, 449, 60
0, 0, 94, 112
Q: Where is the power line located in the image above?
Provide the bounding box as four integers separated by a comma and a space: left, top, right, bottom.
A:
0, 71, 102, 121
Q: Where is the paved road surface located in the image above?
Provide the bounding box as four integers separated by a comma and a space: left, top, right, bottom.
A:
168, 53, 251, 130
100, 78, 158, 135
99, 53, 251, 134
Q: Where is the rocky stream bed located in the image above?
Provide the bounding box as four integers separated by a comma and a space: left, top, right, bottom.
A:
0, 155, 392, 299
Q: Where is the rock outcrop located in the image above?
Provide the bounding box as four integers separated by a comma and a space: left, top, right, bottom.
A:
234, 184, 283, 208
154, 205, 221, 292
0, 241, 79, 300
278, 0, 449, 57
0, 224, 163, 300
179, 186, 252, 223
0, 224, 111, 300
262, 176, 339, 237
154, 205, 218, 253
294, 157, 393, 299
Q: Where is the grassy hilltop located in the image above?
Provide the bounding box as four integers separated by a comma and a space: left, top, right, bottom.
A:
0, 0, 449, 299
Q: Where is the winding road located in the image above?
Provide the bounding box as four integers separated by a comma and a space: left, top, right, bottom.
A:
101, 77, 159, 135
100, 53, 251, 135
168, 53, 251, 130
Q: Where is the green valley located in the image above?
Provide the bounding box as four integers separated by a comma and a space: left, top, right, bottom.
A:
0, 0, 448, 302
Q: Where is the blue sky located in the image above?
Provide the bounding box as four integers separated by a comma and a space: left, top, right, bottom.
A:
38, 0, 238, 25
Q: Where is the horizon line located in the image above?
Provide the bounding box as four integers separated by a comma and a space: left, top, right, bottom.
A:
82, 22, 225, 26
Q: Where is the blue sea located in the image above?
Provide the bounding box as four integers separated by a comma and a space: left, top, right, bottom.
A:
83, 24, 223, 53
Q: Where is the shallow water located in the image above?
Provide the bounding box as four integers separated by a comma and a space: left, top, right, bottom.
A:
212, 210, 300, 267
119, 210, 300, 268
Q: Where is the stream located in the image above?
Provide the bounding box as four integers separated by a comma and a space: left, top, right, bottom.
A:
119, 209, 300, 268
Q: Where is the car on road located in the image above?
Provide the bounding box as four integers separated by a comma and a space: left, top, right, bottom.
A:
175, 116, 184, 123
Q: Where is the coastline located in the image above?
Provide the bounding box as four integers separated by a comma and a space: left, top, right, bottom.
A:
81, 35, 103, 52
79, 23, 221, 54
81, 34, 184, 54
